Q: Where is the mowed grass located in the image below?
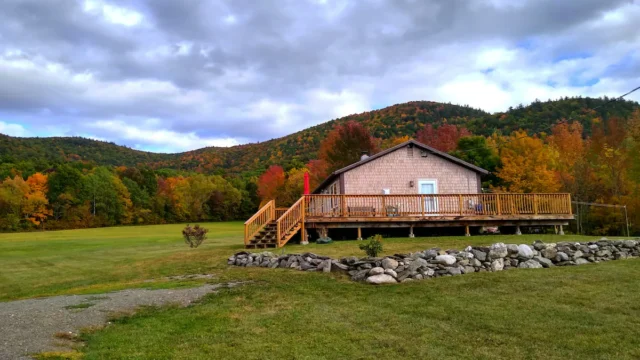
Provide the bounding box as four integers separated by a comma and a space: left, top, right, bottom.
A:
2, 224, 640, 359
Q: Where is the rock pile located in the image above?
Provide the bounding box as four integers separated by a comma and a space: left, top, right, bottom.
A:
228, 238, 640, 284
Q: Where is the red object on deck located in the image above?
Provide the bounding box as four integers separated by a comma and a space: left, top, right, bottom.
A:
303, 171, 310, 194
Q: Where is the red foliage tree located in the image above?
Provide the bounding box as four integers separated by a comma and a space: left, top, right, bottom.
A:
306, 159, 329, 190
416, 124, 471, 152
257, 165, 285, 205
318, 121, 379, 173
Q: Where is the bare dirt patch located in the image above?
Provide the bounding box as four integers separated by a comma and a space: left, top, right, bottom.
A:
0, 282, 243, 359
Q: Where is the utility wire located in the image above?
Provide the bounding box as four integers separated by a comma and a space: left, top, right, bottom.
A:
454, 85, 640, 154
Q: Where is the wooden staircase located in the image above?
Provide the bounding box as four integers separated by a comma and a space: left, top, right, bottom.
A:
244, 197, 305, 249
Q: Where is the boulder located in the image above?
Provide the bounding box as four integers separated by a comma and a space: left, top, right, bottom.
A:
384, 269, 398, 278
532, 240, 546, 251
489, 243, 508, 259
518, 260, 543, 269
556, 252, 569, 262
575, 258, 590, 265
507, 244, 519, 255
447, 267, 462, 275
471, 258, 482, 267
424, 249, 439, 259
434, 255, 457, 265
366, 274, 398, 284
533, 256, 554, 268
408, 258, 429, 272
517, 244, 534, 259
330, 261, 349, 272
622, 240, 638, 248
572, 250, 584, 259
351, 269, 370, 281
368, 267, 385, 276
381, 258, 399, 270
491, 258, 504, 271
471, 248, 488, 261
422, 268, 435, 277
541, 247, 558, 259
413, 274, 424, 280
463, 266, 476, 274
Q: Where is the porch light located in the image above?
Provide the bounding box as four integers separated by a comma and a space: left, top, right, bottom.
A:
409, 180, 414, 187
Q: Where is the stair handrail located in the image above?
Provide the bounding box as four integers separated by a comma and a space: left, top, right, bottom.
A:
244, 200, 275, 246
276, 196, 305, 247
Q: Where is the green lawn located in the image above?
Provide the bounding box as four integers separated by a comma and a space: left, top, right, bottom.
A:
2, 224, 640, 359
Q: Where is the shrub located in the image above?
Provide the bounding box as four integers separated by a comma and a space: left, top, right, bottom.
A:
182, 224, 208, 248
359, 234, 383, 257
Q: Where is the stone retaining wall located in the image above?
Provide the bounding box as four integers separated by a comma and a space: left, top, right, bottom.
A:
228, 238, 640, 284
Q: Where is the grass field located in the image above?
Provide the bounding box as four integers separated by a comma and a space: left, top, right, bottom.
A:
2, 223, 640, 359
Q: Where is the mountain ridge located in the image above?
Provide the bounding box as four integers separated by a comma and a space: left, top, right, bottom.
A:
1, 98, 638, 175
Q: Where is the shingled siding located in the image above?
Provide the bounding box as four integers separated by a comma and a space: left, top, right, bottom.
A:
342, 146, 481, 194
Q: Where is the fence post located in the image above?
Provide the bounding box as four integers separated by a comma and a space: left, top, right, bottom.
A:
533, 194, 538, 215
496, 194, 502, 215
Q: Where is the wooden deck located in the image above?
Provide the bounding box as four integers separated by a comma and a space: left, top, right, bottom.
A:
244, 193, 573, 248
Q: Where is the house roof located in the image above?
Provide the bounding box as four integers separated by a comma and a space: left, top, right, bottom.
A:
312, 139, 489, 194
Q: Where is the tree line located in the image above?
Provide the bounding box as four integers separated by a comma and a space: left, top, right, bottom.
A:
0, 165, 259, 231
257, 110, 640, 236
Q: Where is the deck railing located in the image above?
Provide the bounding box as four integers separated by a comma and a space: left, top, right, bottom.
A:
275, 207, 289, 219
244, 200, 275, 245
276, 197, 305, 246
304, 193, 572, 218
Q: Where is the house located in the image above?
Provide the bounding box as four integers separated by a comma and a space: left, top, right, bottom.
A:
312, 139, 488, 196
244, 139, 573, 248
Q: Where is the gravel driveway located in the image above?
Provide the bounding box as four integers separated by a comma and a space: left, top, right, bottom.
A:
0, 282, 243, 359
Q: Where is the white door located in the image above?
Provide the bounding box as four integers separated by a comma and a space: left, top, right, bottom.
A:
418, 180, 438, 214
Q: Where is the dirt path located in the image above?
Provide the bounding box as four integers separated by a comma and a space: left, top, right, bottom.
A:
0, 282, 243, 359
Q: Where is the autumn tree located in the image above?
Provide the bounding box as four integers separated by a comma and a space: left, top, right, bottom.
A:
24, 173, 53, 227
380, 135, 411, 150
257, 165, 285, 205
0, 176, 29, 230
495, 131, 560, 193
416, 124, 471, 152
306, 159, 328, 190
318, 121, 379, 173
547, 121, 587, 194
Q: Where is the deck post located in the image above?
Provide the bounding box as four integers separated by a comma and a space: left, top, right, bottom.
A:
515, 225, 522, 235
558, 225, 565, 235
357, 227, 362, 240
459, 195, 463, 216
341, 195, 346, 217
300, 203, 308, 245
409, 225, 415, 238
496, 194, 502, 215
465, 225, 470, 237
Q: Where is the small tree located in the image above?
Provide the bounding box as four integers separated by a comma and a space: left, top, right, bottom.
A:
182, 224, 208, 248
359, 234, 383, 257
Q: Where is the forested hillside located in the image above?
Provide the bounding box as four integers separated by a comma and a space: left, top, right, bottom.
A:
1, 98, 637, 177
1, 97, 639, 235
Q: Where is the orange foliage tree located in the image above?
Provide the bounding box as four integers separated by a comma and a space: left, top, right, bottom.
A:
547, 121, 586, 192
495, 131, 560, 193
415, 124, 471, 152
318, 121, 379, 173
257, 165, 285, 206
23, 173, 53, 226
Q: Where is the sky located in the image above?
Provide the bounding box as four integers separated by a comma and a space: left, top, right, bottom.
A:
0, 0, 639, 153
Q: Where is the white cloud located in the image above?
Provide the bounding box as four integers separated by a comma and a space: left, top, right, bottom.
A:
90, 120, 239, 153
82, 0, 143, 27
0, 121, 29, 137
1, 0, 639, 153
